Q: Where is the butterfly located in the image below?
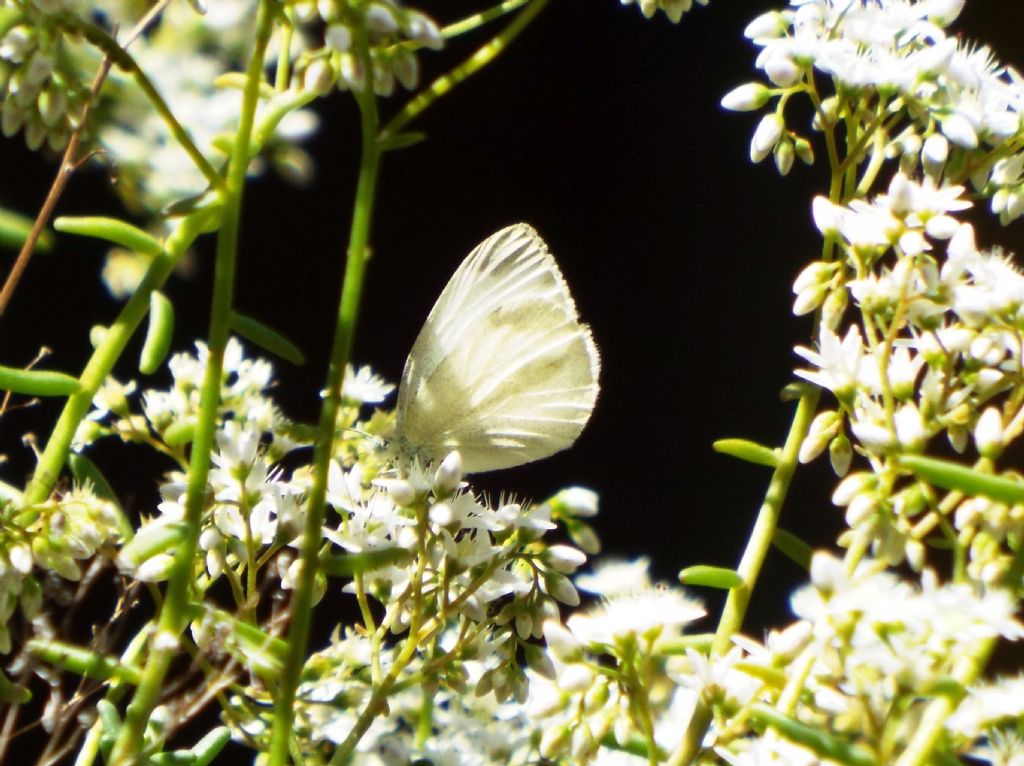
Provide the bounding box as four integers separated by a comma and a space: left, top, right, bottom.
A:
393, 223, 600, 474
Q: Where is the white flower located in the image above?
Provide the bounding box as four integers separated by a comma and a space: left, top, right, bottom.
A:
794, 325, 867, 402
965, 728, 1024, 766
566, 585, 704, 645
343, 364, 394, 404
575, 557, 652, 595
676, 645, 760, 706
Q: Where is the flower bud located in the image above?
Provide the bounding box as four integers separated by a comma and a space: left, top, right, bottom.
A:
721, 82, 770, 112
829, 433, 852, 476
433, 451, 462, 496
542, 544, 587, 574
941, 112, 978, 149
302, 58, 336, 94
543, 571, 580, 606
922, 133, 949, 175
974, 407, 1004, 458
774, 137, 795, 176
750, 113, 784, 162
559, 486, 599, 517
765, 56, 801, 87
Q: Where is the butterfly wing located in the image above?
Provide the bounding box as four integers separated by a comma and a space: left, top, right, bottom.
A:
395, 223, 600, 473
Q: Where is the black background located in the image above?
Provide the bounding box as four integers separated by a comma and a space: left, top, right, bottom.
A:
2, 1, 1024, 637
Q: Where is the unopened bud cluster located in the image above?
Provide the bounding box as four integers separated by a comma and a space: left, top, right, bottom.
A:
0, 7, 90, 152
293, 0, 442, 97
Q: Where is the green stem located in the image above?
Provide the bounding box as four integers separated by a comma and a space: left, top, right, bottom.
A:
441, 0, 531, 39
893, 637, 994, 766
73, 628, 153, 766
714, 391, 819, 651
55, 12, 224, 192
666, 390, 820, 766
22, 209, 214, 505
107, 4, 275, 762
266, 32, 382, 766
378, 0, 549, 144
329, 553, 505, 765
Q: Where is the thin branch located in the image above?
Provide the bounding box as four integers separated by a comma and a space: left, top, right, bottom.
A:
0, 0, 173, 318
0, 54, 113, 317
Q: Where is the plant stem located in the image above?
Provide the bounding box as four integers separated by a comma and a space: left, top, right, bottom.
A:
711, 391, 820, 654
893, 637, 994, 766
0, 53, 112, 317
441, 0, 531, 39
266, 30, 382, 766
56, 12, 224, 191
378, 0, 549, 144
665, 390, 820, 766
73, 628, 153, 766
22, 209, 213, 505
106, 4, 274, 762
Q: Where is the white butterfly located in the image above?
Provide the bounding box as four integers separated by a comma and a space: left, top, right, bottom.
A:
394, 223, 600, 474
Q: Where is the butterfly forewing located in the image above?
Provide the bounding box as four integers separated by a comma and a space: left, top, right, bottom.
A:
395, 223, 600, 473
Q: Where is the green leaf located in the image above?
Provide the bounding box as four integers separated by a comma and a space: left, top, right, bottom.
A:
53, 216, 162, 256
230, 311, 305, 365
772, 527, 813, 570
749, 704, 877, 766
733, 661, 788, 690
118, 522, 189, 567
97, 699, 122, 755
185, 604, 287, 680
780, 381, 817, 401
163, 189, 223, 222
163, 420, 195, 447
378, 130, 427, 152
27, 639, 143, 684
598, 732, 668, 762
191, 727, 232, 766
899, 454, 1024, 505
0, 206, 52, 251
321, 547, 412, 577
713, 438, 779, 468
150, 752, 198, 765
0, 364, 80, 397
656, 633, 715, 655
678, 565, 744, 590
139, 291, 175, 375
0, 667, 30, 704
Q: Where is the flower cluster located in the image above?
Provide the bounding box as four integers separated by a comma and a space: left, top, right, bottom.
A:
292, 0, 443, 98
791, 175, 1024, 574
0, 3, 93, 152
233, 627, 541, 764
709, 553, 1024, 764
529, 559, 705, 764
0, 0, 321, 215
711, 4, 1024, 765
0, 485, 124, 652
96, 0, 320, 214
619, 0, 708, 24
213, 449, 598, 761
723, 0, 1024, 222
75, 337, 607, 764
722, 0, 1024, 577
